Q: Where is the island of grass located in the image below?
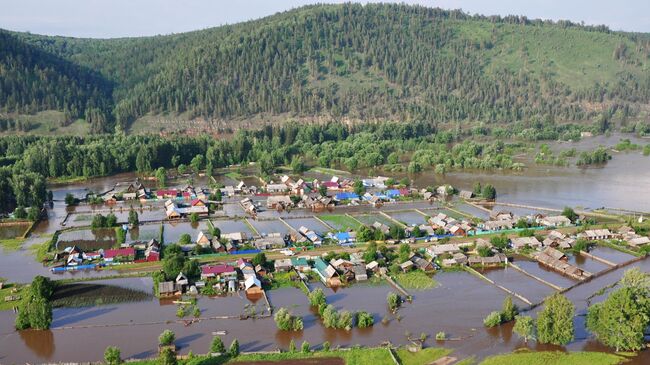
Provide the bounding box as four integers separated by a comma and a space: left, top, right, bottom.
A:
50, 282, 152, 308
393, 271, 438, 290
320, 214, 362, 231
479, 350, 627, 365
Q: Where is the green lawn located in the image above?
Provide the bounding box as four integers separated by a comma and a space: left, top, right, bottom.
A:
479, 351, 626, 365
394, 271, 438, 290
0, 283, 28, 311
231, 347, 395, 365
321, 214, 362, 231
0, 237, 25, 251
395, 347, 451, 365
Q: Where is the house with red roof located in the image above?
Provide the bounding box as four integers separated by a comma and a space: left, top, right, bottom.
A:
103, 247, 136, 262
156, 189, 178, 199
200, 264, 237, 280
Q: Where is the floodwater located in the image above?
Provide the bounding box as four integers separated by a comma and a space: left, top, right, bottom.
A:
284, 218, 331, 235
249, 219, 291, 236
387, 211, 427, 226
479, 267, 557, 305
566, 253, 610, 274
410, 133, 650, 212
0, 223, 30, 239
0, 259, 648, 363
352, 214, 394, 228
163, 221, 209, 244
56, 228, 117, 251
513, 259, 579, 289
588, 246, 637, 265
212, 220, 255, 236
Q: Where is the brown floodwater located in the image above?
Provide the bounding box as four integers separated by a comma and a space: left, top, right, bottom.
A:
0, 258, 648, 363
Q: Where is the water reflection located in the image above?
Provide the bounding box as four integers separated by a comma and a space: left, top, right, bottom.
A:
19, 329, 55, 359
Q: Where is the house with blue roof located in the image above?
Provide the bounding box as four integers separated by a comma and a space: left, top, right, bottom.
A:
334, 192, 359, 201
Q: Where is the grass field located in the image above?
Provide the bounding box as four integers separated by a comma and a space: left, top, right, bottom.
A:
0, 237, 25, 251
321, 215, 362, 231
0, 283, 28, 311
50, 282, 152, 308
231, 347, 395, 365
394, 271, 438, 290
479, 351, 626, 365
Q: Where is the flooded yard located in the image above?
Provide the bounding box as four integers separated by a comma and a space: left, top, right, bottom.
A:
480, 267, 557, 305
513, 259, 579, 289
352, 214, 394, 227
56, 228, 117, 251
162, 221, 209, 244
249, 219, 291, 236
587, 246, 637, 265
386, 211, 427, 226
0, 222, 31, 239
566, 253, 610, 274
212, 219, 255, 236
284, 218, 331, 235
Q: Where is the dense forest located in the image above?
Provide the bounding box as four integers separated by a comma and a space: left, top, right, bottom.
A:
1, 3, 649, 133
0, 117, 596, 214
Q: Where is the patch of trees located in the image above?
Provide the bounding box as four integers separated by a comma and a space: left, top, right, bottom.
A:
586, 268, 650, 351
91, 213, 118, 229
15, 276, 55, 330
274, 307, 304, 331
576, 147, 612, 166
483, 296, 518, 327
307, 288, 370, 330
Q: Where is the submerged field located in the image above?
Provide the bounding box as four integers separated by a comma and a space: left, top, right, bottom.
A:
50, 282, 152, 308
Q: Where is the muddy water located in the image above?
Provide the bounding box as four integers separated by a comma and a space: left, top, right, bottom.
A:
479, 267, 557, 304
387, 211, 427, 226
513, 259, 579, 289
163, 221, 209, 244
249, 219, 291, 236
410, 134, 650, 212
588, 246, 637, 264
566, 253, 610, 274
0, 259, 649, 363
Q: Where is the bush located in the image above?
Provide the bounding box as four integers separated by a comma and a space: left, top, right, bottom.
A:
483, 311, 502, 327
435, 331, 447, 340
501, 296, 518, 322
159, 347, 177, 365
274, 307, 304, 331
322, 341, 330, 351
210, 336, 225, 354
301, 341, 310, 353
229, 339, 240, 357
159, 330, 175, 346
387, 292, 401, 311
104, 346, 122, 365
355, 311, 375, 328
289, 339, 296, 353
308, 288, 326, 307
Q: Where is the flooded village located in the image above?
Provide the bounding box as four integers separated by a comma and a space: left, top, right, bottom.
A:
1, 147, 649, 364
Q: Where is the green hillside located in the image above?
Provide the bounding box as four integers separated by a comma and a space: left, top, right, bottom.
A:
1, 3, 649, 134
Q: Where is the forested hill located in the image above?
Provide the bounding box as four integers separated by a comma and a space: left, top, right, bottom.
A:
1, 3, 649, 134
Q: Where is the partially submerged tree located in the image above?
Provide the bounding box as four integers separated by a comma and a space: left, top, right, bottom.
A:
537, 293, 574, 345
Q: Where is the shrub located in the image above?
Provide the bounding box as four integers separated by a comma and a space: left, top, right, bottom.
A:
210, 336, 225, 354
387, 292, 401, 311
501, 296, 518, 322
229, 339, 240, 357
301, 341, 310, 353
159, 347, 177, 365
355, 311, 375, 328
274, 307, 304, 331
289, 339, 296, 353
483, 311, 502, 327
159, 330, 175, 346
322, 341, 330, 351
435, 331, 447, 340
104, 346, 122, 365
